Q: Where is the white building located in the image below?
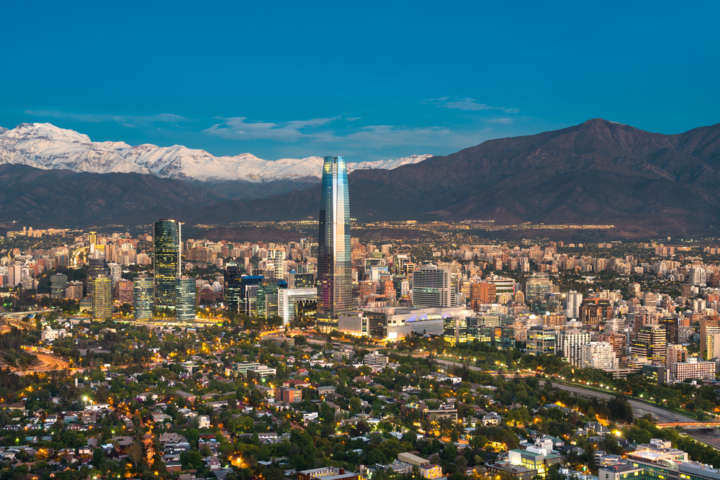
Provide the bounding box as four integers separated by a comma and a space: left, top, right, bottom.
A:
277, 287, 317, 326
558, 329, 591, 367
580, 341, 618, 371
267, 249, 286, 279
566, 290, 583, 319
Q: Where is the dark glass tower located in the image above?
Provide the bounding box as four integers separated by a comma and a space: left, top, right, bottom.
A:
317, 155, 352, 331
153, 219, 181, 315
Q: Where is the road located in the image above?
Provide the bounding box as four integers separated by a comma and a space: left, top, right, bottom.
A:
12, 352, 70, 376
428, 356, 720, 450
549, 383, 695, 423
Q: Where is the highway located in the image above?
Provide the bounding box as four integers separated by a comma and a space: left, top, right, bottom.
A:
429, 356, 720, 450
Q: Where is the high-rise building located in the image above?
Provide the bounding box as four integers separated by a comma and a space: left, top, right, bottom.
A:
92, 275, 112, 321
557, 329, 591, 367
579, 297, 612, 328
50, 273, 68, 299
689, 266, 707, 287
317, 156, 352, 332
153, 219, 181, 315
700, 317, 720, 360
86, 257, 108, 299
526, 327, 557, 355
267, 249, 286, 279
525, 273, 554, 303
176, 277, 196, 322
470, 281, 496, 309
412, 264, 455, 308
632, 325, 667, 364
116, 279, 134, 304
278, 287, 318, 326
224, 263, 243, 313
486, 275, 516, 304
133, 275, 153, 320
65, 281, 84, 300
580, 342, 618, 371
566, 290, 583, 319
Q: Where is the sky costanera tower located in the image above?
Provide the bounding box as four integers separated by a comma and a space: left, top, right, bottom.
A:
317, 155, 352, 332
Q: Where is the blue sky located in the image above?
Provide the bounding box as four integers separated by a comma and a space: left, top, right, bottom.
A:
1, 1, 718, 161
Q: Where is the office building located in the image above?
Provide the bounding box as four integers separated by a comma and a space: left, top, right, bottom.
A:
116, 279, 134, 304
86, 257, 108, 299
526, 327, 557, 356
633, 326, 667, 364
92, 275, 112, 321
668, 358, 716, 383
176, 277, 196, 322
700, 318, 720, 360
224, 263, 243, 313
557, 329, 591, 367
470, 281, 496, 309
566, 290, 583, 319
267, 249, 286, 279
278, 287, 317, 326
65, 280, 83, 300
317, 156, 352, 332
153, 219, 181, 315
50, 273, 68, 299
580, 297, 612, 328
525, 273, 554, 303
412, 264, 455, 308
133, 275, 154, 320
580, 342, 618, 371
487, 275, 516, 304
601, 439, 720, 480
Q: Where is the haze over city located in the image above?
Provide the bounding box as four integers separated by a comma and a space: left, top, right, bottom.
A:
1, 2, 720, 480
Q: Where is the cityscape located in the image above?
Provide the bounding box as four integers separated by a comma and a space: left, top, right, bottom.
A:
2, 153, 720, 480
2, 2, 720, 480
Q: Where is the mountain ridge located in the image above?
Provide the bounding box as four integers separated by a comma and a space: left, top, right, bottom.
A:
1, 118, 720, 237
0, 122, 431, 183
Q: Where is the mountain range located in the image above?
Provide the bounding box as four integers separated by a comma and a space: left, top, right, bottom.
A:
0, 123, 430, 183
1, 118, 719, 236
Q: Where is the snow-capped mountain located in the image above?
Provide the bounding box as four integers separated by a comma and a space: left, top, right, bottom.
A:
0, 123, 431, 182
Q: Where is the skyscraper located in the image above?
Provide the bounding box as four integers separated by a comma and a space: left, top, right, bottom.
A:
50, 273, 68, 299
412, 264, 455, 308
153, 219, 181, 315
176, 277, 196, 322
317, 156, 352, 332
224, 262, 243, 313
92, 275, 113, 321
133, 274, 154, 320
566, 290, 583, 319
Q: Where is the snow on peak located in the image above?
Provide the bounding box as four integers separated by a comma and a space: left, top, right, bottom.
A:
0, 123, 431, 182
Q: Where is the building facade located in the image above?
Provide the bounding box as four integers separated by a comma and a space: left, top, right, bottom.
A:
153, 219, 181, 315
133, 275, 154, 320
317, 156, 352, 332
176, 277, 196, 322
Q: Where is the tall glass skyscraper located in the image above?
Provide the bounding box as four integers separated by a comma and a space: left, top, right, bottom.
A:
176, 277, 196, 322
153, 219, 181, 315
133, 274, 154, 320
317, 155, 352, 331
92, 275, 113, 321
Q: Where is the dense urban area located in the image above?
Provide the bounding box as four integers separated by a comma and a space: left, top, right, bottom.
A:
2, 159, 720, 480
